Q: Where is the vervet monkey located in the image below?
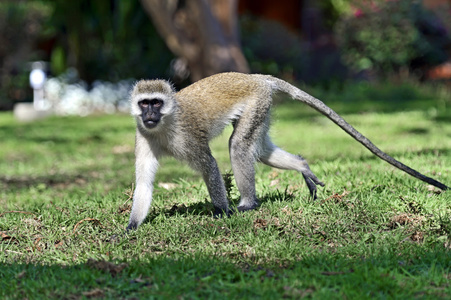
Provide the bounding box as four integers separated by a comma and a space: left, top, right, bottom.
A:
127, 72, 448, 230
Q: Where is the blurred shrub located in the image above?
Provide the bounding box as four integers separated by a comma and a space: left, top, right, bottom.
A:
240, 15, 347, 86
46, 1, 174, 84
0, 1, 174, 110
240, 15, 305, 77
336, 0, 451, 77
44, 69, 132, 116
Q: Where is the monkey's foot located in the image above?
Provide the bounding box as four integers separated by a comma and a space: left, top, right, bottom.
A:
302, 172, 325, 200
236, 202, 259, 212
126, 221, 138, 231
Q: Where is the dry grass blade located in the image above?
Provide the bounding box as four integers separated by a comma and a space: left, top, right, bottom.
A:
1, 231, 19, 244
323, 190, 351, 202
73, 218, 103, 234
82, 288, 104, 298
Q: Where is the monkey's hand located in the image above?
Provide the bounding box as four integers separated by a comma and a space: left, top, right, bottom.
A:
213, 207, 234, 218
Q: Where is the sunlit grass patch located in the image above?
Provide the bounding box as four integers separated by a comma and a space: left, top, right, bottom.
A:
1, 88, 450, 298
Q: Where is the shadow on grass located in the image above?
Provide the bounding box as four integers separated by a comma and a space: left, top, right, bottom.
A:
0, 123, 105, 144
141, 188, 301, 226
0, 114, 133, 144
0, 174, 89, 190
1, 246, 450, 298
435, 113, 451, 123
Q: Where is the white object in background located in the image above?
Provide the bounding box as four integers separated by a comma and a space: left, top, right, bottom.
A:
29, 62, 49, 111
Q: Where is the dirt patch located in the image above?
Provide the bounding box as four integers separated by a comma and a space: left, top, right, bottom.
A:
86, 259, 128, 277
388, 213, 424, 229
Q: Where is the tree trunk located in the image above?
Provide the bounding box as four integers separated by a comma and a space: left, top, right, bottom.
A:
139, 0, 249, 82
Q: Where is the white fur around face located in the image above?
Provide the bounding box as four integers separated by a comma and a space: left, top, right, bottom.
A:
130, 92, 175, 116
130, 92, 177, 132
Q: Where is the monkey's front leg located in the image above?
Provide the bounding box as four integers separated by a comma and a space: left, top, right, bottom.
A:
199, 154, 230, 217
127, 134, 159, 230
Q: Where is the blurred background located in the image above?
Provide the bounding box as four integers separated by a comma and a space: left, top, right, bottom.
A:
1, 0, 450, 115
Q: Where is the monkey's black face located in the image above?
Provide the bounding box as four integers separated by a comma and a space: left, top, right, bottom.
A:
139, 99, 164, 129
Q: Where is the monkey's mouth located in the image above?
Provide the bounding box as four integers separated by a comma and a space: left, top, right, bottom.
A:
143, 120, 159, 129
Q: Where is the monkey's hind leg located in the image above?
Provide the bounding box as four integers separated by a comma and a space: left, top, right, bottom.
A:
229, 130, 261, 212
260, 138, 325, 199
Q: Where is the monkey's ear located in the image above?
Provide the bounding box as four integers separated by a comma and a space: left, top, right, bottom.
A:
166, 81, 176, 93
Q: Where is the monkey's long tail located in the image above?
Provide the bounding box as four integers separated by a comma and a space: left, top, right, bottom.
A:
270, 77, 449, 191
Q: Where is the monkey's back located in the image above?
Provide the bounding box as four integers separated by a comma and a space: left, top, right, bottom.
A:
176, 72, 271, 119
174, 73, 273, 142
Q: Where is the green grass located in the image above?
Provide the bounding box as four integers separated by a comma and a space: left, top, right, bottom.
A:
1, 84, 450, 299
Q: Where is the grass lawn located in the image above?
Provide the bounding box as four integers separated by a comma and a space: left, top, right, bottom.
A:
1, 83, 450, 299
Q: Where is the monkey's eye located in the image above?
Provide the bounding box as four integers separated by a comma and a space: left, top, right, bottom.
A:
151, 99, 163, 107
139, 100, 150, 107
139, 99, 163, 108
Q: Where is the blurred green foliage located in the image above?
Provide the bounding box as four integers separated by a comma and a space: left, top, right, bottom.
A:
0, 1, 52, 109
1, 0, 450, 110
240, 16, 304, 77
240, 15, 346, 86
0, 0, 174, 109
335, 0, 451, 75
43, 0, 174, 83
